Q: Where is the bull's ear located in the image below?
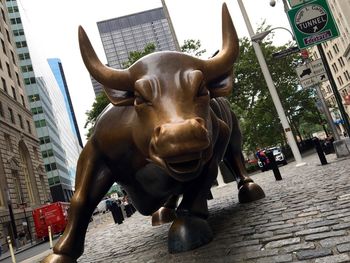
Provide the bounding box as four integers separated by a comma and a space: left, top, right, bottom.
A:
104, 87, 135, 106
207, 70, 233, 98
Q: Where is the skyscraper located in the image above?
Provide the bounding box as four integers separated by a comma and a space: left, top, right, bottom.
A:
6, 0, 82, 203
47, 58, 83, 148
92, 2, 180, 95
1, 0, 51, 249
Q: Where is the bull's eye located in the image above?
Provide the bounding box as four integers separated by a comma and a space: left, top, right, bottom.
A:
197, 83, 209, 97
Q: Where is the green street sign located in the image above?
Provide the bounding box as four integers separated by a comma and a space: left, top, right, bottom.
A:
288, 0, 339, 49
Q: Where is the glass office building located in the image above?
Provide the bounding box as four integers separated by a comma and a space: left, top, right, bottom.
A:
7, 0, 82, 202
92, 3, 180, 95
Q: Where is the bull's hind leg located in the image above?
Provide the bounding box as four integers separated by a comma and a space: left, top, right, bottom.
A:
226, 111, 265, 203
152, 195, 179, 226
42, 141, 115, 263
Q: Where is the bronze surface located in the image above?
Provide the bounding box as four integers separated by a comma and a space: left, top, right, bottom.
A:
42, 3, 264, 262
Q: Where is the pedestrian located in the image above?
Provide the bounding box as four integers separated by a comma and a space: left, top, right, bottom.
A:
18, 229, 26, 246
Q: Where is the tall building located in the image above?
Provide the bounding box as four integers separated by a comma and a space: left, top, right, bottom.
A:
47, 58, 83, 148
91, 2, 180, 95
311, 0, 350, 136
0, 0, 51, 249
6, 0, 82, 203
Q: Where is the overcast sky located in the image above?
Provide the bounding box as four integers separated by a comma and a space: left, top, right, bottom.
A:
18, 0, 293, 144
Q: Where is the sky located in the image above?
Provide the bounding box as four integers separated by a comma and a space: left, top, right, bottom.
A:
18, 0, 294, 144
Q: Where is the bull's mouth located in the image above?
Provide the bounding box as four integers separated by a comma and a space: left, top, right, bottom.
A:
165, 153, 202, 175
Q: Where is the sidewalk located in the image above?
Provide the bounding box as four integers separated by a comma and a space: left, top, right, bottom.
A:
18, 152, 350, 262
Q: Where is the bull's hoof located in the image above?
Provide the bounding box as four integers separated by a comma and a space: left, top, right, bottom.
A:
168, 216, 213, 253
238, 182, 265, 203
41, 253, 76, 263
152, 207, 176, 226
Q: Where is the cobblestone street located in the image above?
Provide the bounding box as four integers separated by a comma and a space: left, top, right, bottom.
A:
73, 152, 350, 263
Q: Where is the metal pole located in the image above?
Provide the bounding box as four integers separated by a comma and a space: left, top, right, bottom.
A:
316, 44, 350, 137
237, 0, 305, 166
314, 85, 340, 140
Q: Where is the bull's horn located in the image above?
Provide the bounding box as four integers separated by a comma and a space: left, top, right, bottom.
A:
203, 3, 239, 79
78, 26, 132, 91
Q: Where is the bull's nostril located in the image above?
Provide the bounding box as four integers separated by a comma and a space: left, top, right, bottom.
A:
154, 126, 162, 137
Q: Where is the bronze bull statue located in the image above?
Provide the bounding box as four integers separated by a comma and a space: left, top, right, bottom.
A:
43, 4, 264, 262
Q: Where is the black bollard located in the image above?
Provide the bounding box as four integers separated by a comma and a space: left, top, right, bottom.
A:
110, 202, 124, 224
266, 150, 282, 181
312, 137, 328, 165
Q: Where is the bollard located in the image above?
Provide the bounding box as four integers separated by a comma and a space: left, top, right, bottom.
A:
7, 236, 16, 263
312, 137, 328, 165
48, 226, 53, 249
266, 151, 282, 181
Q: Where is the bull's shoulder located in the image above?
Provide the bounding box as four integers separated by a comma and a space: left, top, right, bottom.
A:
210, 98, 232, 125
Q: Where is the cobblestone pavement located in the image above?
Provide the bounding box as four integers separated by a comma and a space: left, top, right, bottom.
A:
75, 152, 350, 263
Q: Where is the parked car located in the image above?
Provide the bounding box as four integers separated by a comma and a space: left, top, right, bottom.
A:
257, 147, 287, 171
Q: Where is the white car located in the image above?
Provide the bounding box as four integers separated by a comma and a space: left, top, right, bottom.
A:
257, 147, 287, 171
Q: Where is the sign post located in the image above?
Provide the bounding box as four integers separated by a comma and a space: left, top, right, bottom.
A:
288, 0, 339, 49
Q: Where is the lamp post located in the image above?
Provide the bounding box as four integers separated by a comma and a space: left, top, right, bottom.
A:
237, 0, 305, 166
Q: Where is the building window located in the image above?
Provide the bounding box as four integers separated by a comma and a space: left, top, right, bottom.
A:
26, 120, 31, 134
21, 95, 25, 107
8, 107, 15, 123
6, 62, 11, 77
24, 77, 36, 85
42, 149, 54, 158
333, 44, 339, 54
45, 163, 57, 172
18, 114, 23, 128
1, 9, 6, 23
18, 52, 30, 60
15, 41, 27, 48
6, 29, 10, 42
39, 136, 51, 145
21, 65, 33, 73
4, 133, 13, 151
332, 63, 338, 73
337, 76, 344, 86
11, 50, 16, 65
1, 39, 6, 54
31, 106, 44, 115
10, 17, 21, 25
11, 86, 16, 101
28, 94, 40, 102
13, 170, 24, 204
35, 119, 46, 128
327, 51, 333, 60
13, 29, 24, 36
0, 100, 3, 117
338, 57, 345, 67
2, 77, 7, 93
344, 71, 350, 81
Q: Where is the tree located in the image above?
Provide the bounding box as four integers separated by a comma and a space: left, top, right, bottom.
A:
84, 43, 156, 139
229, 26, 324, 155
181, 39, 206, 57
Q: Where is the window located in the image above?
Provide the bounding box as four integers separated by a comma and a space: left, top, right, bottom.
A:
39, 136, 51, 145
345, 71, 350, 81
11, 86, 16, 101
1, 9, 5, 23
2, 77, 7, 93
333, 44, 339, 54
35, 119, 46, 128
13, 170, 24, 204
337, 76, 344, 86
338, 57, 345, 67
18, 114, 23, 128
332, 63, 339, 73
13, 29, 24, 36
18, 52, 30, 60
20, 95, 25, 107
6, 62, 11, 77
21, 65, 33, 73
42, 149, 54, 158
6, 29, 10, 42
15, 72, 20, 86
15, 41, 27, 48
31, 106, 44, 115
45, 163, 57, 172
28, 94, 40, 102
4, 133, 12, 151
8, 107, 15, 123
327, 51, 333, 60
0, 100, 3, 117
10, 17, 21, 25
1, 39, 6, 54
11, 50, 16, 64
24, 77, 36, 85
33, 146, 39, 159
26, 120, 31, 134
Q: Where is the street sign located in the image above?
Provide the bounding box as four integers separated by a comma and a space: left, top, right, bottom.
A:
288, 0, 339, 49
272, 46, 300, 59
295, 59, 328, 88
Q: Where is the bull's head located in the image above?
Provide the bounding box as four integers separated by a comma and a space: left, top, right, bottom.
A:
79, 3, 239, 182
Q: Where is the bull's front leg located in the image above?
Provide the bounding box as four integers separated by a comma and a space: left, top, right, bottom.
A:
152, 195, 179, 226
167, 120, 229, 253
42, 141, 115, 263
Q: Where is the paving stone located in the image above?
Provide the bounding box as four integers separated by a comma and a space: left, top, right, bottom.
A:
337, 242, 350, 253
280, 242, 315, 253
307, 219, 338, 228
304, 230, 346, 241
331, 222, 350, 230
264, 237, 300, 249
319, 235, 350, 248
295, 226, 330, 236
262, 233, 294, 243
314, 254, 350, 263
256, 254, 293, 263
296, 248, 332, 260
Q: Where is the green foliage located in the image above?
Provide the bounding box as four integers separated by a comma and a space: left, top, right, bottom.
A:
122, 43, 156, 68
181, 39, 206, 57
230, 27, 324, 155
84, 43, 156, 139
